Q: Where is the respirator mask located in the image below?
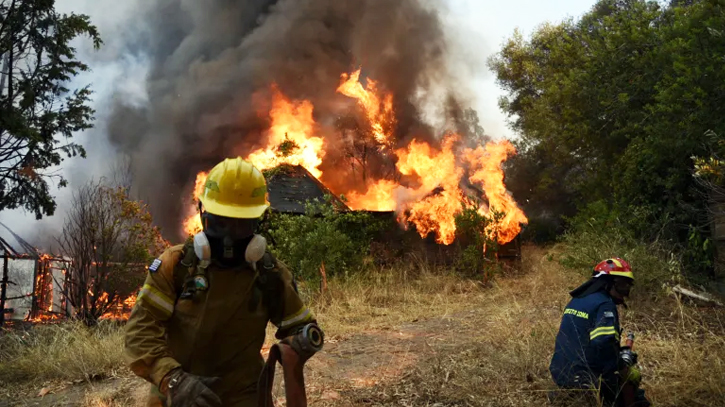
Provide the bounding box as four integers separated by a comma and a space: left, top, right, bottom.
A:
201, 210, 259, 266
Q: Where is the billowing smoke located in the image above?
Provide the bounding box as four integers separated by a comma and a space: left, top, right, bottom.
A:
108, 0, 483, 239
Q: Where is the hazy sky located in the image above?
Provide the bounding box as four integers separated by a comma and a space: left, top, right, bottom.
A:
441, 0, 598, 139
0, 0, 597, 241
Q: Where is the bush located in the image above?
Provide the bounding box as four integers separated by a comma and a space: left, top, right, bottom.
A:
558, 201, 683, 291
453, 201, 503, 279
262, 196, 386, 285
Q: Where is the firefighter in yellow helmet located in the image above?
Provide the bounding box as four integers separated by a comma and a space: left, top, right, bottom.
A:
124, 158, 322, 407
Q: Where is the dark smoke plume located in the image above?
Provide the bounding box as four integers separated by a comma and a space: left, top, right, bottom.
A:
108, 0, 480, 240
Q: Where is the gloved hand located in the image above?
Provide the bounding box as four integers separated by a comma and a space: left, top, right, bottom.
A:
160, 368, 222, 407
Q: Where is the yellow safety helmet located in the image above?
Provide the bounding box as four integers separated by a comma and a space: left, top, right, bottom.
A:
198, 157, 270, 219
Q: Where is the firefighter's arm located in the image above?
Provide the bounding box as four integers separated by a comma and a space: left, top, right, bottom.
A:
267, 258, 324, 361
589, 302, 620, 385
123, 247, 183, 386
271, 259, 318, 338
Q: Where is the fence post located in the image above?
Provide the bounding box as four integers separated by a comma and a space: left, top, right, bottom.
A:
0, 255, 9, 326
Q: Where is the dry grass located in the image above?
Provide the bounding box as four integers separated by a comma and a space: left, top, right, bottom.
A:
80, 379, 148, 407
0, 245, 723, 407
0, 321, 127, 385
343, 246, 725, 407
307, 254, 487, 338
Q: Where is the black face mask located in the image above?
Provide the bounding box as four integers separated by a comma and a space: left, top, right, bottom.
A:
207, 235, 253, 267
201, 212, 259, 266
201, 212, 259, 240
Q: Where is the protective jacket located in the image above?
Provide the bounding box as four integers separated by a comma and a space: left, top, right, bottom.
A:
549, 290, 621, 393
123, 238, 315, 407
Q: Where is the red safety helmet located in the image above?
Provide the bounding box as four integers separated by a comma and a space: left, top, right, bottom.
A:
592, 258, 634, 280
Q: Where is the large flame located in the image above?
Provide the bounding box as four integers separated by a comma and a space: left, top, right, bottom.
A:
181, 68, 527, 246
396, 136, 465, 245
246, 85, 324, 177
465, 141, 528, 244
344, 179, 399, 211
181, 87, 325, 237
337, 69, 395, 147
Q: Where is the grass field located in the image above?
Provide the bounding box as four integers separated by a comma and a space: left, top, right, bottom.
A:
1, 245, 723, 406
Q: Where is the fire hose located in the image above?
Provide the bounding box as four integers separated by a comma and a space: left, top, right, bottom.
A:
258, 323, 324, 407
619, 332, 639, 407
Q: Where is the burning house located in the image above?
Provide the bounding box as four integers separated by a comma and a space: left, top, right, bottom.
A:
178, 72, 528, 250
96, 1, 529, 274
0, 223, 71, 324
265, 165, 348, 214
0, 221, 144, 325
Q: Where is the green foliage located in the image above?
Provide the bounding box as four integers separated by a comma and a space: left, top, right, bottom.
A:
560, 201, 683, 291
262, 196, 386, 285
453, 201, 503, 279
685, 226, 715, 273
491, 0, 725, 274
275, 134, 300, 158
693, 130, 725, 185
262, 164, 296, 180
0, 1, 102, 219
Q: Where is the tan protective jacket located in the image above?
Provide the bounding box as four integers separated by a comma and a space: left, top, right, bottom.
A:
123, 239, 315, 406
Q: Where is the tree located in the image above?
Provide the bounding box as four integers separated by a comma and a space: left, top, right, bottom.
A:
0, 0, 101, 219
55, 178, 166, 324
490, 0, 725, 268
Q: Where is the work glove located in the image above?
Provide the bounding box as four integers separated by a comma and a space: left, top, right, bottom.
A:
621, 365, 642, 387
160, 368, 222, 407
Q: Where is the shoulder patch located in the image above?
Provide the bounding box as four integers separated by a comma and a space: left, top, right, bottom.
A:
603, 311, 615, 318
148, 258, 162, 272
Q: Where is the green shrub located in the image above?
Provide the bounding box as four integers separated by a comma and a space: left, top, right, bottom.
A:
262, 196, 386, 285
453, 201, 503, 279
559, 201, 683, 291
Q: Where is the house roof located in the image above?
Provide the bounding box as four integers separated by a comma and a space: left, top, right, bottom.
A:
264, 165, 349, 214
0, 222, 40, 259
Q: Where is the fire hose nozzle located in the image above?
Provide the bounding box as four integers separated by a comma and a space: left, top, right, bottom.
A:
620, 331, 637, 367
288, 323, 324, 360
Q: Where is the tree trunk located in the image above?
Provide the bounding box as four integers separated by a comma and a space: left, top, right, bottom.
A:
0, 255, 9, 326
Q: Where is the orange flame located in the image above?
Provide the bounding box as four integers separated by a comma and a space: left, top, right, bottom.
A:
247, 85, 324, 178
182, 171, 208, 236
465, 141, 528, 244
100, 294, 137, 320
345, 135, 527, 245
337, 69, 395, 146
396, 136, 465, 244
344, 179, 399, 211
183, 87, 324, 236
180, 69, 526, 247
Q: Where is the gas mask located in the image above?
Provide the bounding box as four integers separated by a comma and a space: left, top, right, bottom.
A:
200, 211, 260, 266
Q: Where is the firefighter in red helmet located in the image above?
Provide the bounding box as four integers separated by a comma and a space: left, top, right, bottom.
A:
549, 258, 651, 406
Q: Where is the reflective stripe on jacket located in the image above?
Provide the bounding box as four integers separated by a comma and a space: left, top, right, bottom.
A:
549, 290, 621, 390
123, 243, 315, 406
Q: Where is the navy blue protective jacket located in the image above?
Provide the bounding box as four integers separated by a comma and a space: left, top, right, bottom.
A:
549, 290, 621, 390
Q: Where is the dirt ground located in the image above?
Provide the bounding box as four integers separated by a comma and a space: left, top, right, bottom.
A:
1, 307, 487, 407
4, 248, 723, 407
